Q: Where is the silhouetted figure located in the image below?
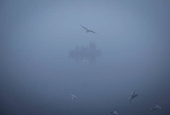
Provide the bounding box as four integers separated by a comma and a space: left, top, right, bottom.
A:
81, 46, 85, 51
75, 45, 79, 51
90, 41, 96, 50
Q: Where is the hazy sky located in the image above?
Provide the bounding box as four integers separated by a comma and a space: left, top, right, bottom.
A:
0, 0, 170, 115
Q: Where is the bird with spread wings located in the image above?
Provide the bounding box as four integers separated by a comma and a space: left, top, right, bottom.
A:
80, 25, 96, 34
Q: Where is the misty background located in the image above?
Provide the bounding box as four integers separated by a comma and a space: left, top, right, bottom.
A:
0, 0, 170, 115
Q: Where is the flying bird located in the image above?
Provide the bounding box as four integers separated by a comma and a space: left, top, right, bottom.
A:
150, 103, 161, 112
71, 94, 77, 99
111, 109, 118, 115
127, 91, 138, 103
80, 25, 96, 34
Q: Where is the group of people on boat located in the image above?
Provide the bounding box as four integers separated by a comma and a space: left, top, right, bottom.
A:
69, 42, 101, 64
75, 41, 96, 52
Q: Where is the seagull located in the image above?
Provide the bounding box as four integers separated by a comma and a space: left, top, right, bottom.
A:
80, 25, 96, 34
71, 94, 77, 99
111, 109, 118, 115
127, 91, 138, 103
150, 103, 161, 112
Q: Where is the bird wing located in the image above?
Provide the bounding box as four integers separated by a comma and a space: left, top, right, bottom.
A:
135, 94, 138, 96
114, 109, 118, 115
133, 94, 138, 98
155, 103, 160, 108
80, 25, 88, 30
154, 103, 158, 107
89, 30, 96, 34
131, 91, 135, 96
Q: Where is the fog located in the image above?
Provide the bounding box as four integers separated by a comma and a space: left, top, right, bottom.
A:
0, 0, 170, 115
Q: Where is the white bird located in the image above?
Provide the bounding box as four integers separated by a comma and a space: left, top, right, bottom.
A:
80, 25, 96, 34
127, 91, 138, 103
71, 94, 77, 99
111, 109, 118, 115
150, 103, 161, 111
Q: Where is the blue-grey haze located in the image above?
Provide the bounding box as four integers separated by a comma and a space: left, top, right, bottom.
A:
0, 0, 170, 115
